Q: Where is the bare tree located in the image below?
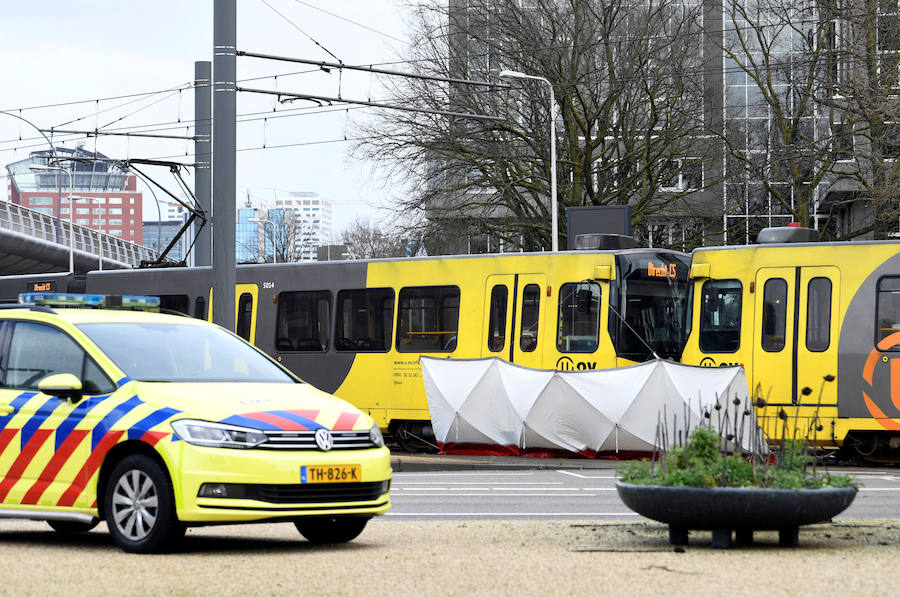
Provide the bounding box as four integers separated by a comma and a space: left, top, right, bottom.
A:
354, 0, 715, 251
341, 218, 406, 258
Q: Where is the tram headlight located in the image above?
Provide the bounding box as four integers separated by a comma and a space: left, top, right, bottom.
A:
369, 424, 384, 448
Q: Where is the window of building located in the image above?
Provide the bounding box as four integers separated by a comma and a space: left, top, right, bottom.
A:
396, 286, 459, 352
699, 280, 742, 353
807, 277, 832, 352
876, 277, 900, 349
129, 198, 134, 204
335, 288, 394, 352
487, 285, 508, 352
109, 208, 122, 215
109, 198, 122, 204
761, 278, 787, 352
130, 209, 135, 214
557, 282, 601, 353
109, 230, 122, 236
60, 208, 70, 215
30, 208, 53, 216
76, 208, 90, 215
275, 291, 331, 351
520, 284, 540, 352
109, 219, 122, 226
76, 218, 89, 225
92, 219, 104, 226
29, 196, 53, 206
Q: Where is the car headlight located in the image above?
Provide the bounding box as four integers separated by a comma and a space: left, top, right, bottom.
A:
171, 419, 267, 449
369, 423, 384, 448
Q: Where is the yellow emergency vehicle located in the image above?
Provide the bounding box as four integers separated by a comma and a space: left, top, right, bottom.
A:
0, 293, 391, 553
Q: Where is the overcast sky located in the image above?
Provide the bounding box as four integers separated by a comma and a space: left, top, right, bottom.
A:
0, 0, 413, 238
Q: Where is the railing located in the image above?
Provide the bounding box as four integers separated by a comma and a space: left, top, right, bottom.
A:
0, 201, 161, 268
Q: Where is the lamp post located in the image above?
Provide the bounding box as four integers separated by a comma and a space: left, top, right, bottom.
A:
31, 164, 75, 273
498, 69, 558, 252
249, 217, 277, 263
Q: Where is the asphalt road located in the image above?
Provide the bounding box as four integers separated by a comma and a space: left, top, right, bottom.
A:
387, 466, 900, 520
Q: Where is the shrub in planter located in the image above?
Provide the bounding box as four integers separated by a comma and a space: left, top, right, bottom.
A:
616, 394, 858, 549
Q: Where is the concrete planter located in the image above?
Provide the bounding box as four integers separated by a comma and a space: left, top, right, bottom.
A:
616, 481, 857, 549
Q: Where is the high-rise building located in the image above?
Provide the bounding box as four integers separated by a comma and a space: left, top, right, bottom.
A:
273, 192, 333, 261
5, 147, 143, 244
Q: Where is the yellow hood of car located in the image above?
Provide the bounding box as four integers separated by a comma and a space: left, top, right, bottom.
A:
129, 381, 372, 432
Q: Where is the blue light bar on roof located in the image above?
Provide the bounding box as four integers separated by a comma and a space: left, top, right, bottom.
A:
18, 293, 161, 311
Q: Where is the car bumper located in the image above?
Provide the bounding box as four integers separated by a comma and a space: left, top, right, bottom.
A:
171, 444, 392, 523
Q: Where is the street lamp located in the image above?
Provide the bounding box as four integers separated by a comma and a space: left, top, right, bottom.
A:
499, 69, 558, 252
31, 164, 75, 273
249, 217, 277, 263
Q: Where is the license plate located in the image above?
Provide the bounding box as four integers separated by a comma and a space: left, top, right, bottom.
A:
301, 465, 361, 483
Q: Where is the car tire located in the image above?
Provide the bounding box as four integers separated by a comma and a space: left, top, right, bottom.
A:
104, 453, 185, 553
294, 516, 370, 544
47, 519, 100, 534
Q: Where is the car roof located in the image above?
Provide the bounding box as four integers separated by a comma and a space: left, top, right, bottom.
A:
0, 306, 207, 326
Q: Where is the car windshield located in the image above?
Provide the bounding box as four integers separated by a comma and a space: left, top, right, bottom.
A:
77, 322, 296, 383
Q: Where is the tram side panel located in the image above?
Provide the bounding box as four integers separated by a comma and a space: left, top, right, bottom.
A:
685, 243, 900, 453
835, 252, 900, 446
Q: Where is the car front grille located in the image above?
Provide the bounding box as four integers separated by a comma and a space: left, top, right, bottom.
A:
208, 481, 390, 504
259, 430, 377, 451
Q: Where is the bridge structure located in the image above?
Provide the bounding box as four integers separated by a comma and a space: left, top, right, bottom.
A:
0, 201, 163, 275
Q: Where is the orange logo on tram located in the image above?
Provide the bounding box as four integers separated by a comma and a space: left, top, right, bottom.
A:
861, 330, 900, 431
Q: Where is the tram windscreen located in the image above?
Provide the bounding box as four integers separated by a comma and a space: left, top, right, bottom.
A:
610, 252, 691, 361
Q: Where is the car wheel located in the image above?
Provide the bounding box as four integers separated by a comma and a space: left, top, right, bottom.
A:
47, 519, 100, 534
294, 516, 370, 544
104, 454, 185, 553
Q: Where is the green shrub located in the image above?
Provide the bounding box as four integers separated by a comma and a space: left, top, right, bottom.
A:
618, 427, 859, 490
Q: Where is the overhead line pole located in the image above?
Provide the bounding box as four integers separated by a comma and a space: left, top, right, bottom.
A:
194, 60, 212, 267
213, 0, 236, 331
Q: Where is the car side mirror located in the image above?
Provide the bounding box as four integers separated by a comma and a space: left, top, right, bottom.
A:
38, 373, 84, 403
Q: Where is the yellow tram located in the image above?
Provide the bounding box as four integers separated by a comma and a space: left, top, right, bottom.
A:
682, 226, 900, 459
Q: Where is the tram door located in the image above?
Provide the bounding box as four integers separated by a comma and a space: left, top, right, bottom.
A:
752, 267, 839, 411
482, 274, 546, 368
206, 284, 260, 344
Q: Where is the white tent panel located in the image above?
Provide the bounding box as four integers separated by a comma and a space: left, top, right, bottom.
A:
420, 356, 755, 456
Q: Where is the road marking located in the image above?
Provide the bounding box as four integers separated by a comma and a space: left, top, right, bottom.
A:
858, 487, 900, 491
383, 512, 639, 517
556, 470, 617, 479
392, 481, 565, 485
393, 472, 537, 476
392, 494, 609, 498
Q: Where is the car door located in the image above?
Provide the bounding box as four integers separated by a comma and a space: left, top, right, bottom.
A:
0, 319, 117, 507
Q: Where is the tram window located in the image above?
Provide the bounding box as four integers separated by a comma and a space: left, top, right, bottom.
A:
699, 280, 742, 353
557, 282, 600, 353
194, 297, 207, 320
520, 284, 540, 352
761, 278, 787, 352
876, 277, 900, 350
396, 286, 459, 353
275, 291, 331, 352
159, 294, 189, 315
806, 277, 832, 352
487, 285, 508, 352
236, 293, 253, 341
335, 288, 394, 352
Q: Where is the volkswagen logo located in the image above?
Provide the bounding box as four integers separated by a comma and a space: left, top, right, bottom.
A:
314, 428, 334, 451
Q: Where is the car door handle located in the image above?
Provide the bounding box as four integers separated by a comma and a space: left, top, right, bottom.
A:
0, 406, 12, 416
